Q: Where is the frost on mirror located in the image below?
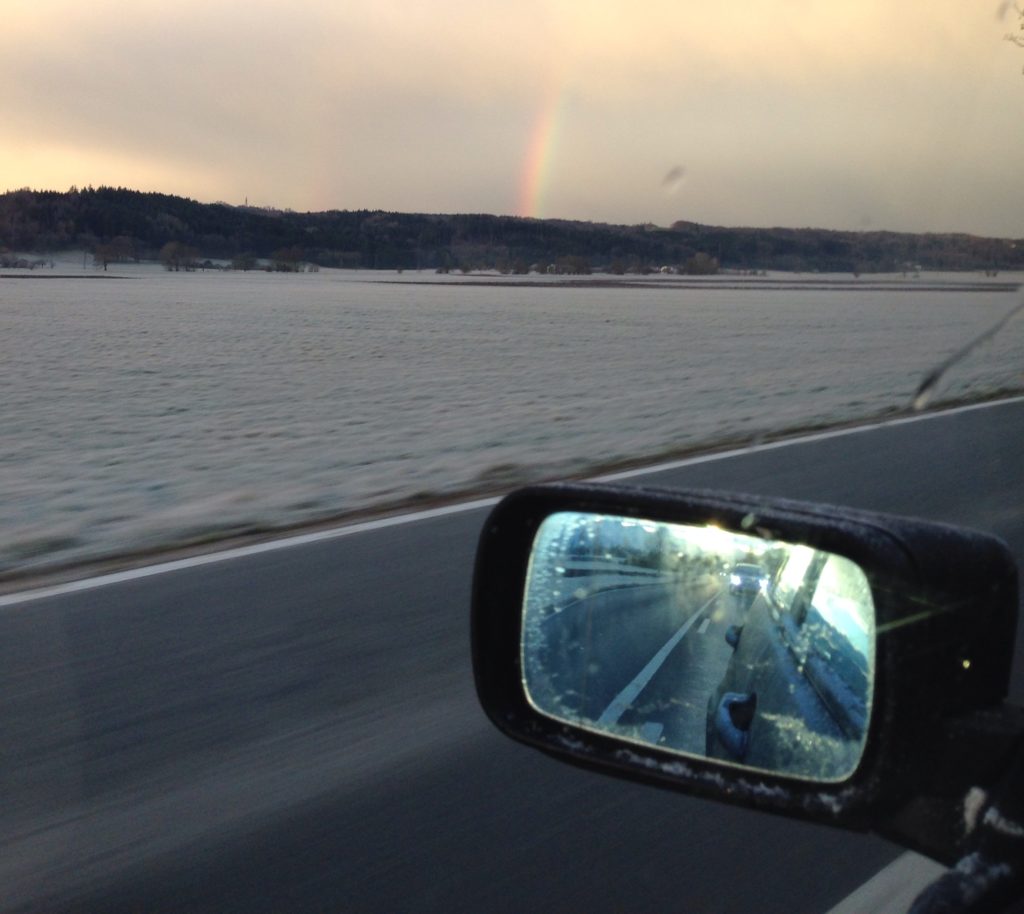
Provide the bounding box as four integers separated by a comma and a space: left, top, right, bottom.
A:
522, 512, 875, 782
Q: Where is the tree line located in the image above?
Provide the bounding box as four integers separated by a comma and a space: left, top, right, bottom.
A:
1, 185, 1021, 274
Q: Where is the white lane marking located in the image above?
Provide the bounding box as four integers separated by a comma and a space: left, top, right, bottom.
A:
2, 394, 1022, 608
697, 617, 711, 635
0, 497, 500, 608
596, 592, 718, 726
824, 852, 946, 914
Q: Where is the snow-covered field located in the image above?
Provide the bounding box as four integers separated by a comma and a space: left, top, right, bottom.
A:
2, 258, 1022, 575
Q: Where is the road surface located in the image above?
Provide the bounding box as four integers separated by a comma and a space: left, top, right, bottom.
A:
527, 578, 739, 756
2, 398, 1022, 913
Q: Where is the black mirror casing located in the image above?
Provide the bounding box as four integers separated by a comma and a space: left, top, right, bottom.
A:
471, 483, 1019, 861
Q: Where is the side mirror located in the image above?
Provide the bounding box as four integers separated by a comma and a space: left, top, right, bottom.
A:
471, 483, 1020, 864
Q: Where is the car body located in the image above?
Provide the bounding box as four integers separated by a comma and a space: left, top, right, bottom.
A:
728, 562, 768, 604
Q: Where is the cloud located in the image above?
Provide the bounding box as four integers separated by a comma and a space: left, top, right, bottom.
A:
1, 0, 1021, 232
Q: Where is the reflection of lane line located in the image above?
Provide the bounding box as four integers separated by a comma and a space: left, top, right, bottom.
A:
697, 618, 710, 635
596, 591, 719, 726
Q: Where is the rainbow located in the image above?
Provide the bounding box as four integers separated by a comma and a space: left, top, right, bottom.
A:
518, 82, 567, 219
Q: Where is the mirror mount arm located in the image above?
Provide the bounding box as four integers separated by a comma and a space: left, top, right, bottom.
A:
877, 704, 1024, 867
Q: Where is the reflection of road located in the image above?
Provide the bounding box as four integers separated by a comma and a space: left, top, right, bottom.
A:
538, 578, 743, 756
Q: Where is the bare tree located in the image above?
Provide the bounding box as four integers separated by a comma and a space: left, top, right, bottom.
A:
94, 236, 136, 270
270, 246, 304, 272
230, 252, 258, 271
93, 243, 115, 271
160, 241, 199, 271
1003, 2, 1024, 59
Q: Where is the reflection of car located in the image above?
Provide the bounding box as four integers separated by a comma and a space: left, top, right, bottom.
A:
707, 549, 871, 780
728, 562, 767, 603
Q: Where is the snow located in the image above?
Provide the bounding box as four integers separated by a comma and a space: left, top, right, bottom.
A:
2, 264, 1022, 575
982, 805, 1024, 839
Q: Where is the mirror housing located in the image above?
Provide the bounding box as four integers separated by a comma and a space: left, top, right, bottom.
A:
471, 483, 1020, 863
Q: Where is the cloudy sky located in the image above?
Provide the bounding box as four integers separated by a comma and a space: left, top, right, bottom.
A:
3, 0, 1022, 235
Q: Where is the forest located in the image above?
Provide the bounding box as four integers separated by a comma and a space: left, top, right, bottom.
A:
1, 185, 1021, 274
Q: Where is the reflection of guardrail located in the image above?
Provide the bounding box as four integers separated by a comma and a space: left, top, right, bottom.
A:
547, 573, 676, 615
544, 561, 718, 615
529, 557, 709, 619
560, 559, 665, 577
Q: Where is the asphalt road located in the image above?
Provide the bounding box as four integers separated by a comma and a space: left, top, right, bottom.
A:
2, 398, 1023, 913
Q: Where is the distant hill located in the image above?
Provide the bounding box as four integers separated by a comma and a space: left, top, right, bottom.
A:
1, 185, 1021, 274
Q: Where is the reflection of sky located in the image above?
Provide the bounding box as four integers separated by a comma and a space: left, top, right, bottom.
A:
539, 513, 874, 660
667, 523, 746, 558
545, 512, 780, 565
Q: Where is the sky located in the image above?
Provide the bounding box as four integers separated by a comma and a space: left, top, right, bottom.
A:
2, 0, 1023, 236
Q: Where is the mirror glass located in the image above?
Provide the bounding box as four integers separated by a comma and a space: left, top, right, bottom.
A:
522, 512, 875, 781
